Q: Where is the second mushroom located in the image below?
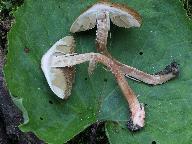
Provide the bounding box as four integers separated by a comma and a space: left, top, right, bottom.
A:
70, 1, 178, 84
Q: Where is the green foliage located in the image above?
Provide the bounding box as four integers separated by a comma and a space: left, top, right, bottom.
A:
4, 0, 192, 143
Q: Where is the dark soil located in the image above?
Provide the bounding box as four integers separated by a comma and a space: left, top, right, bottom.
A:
0, 0, 191, 144
0, 1, 45, 142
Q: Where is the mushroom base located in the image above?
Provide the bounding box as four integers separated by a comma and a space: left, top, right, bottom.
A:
127, 103, 145, 131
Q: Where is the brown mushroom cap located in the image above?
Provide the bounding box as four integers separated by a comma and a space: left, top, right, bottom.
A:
70, 2, 142, 33
41, 36, 75, 99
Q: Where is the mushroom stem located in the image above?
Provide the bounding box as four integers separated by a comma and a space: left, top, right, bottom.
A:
115, 71, 145, 131
96, 11, 111, 56
51, 53, 145, 130
117, 61, 179, 85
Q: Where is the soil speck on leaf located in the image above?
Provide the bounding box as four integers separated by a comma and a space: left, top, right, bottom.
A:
24, 47, 30, 53
49, 100, 53, 104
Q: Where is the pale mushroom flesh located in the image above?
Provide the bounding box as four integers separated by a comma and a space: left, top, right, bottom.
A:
41, 36, 75, 99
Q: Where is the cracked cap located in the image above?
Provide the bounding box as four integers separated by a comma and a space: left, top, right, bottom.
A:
70, 2, 142, 33
41, 36, 75, 99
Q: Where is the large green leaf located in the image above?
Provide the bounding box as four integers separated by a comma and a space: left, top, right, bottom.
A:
4, 0, 192, 143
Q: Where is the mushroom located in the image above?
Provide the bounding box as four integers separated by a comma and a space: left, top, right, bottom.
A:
42, 36, 179, 131
41, 36, 75, 99
51, 47, 179, 131
51, 46, 145, 131
70, 1, 179, 85
40, 36, 144, 129
70, 1, 141, 56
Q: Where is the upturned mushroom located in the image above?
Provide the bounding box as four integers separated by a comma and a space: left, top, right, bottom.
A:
70, 1, 141, 56
41, 36, 75, 99
70, 1, 179, 85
